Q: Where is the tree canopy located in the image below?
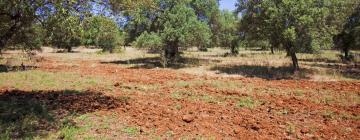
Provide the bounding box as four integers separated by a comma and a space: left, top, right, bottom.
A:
1, 0, 360, 70
82, 16, 124, 52
117, 0, 212, 67
236, 0, 359, 70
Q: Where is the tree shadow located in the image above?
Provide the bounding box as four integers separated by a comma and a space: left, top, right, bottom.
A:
0, 65, 38, 73
101, 57, 221, 69
298, 58, 340, 64
0, 90, 123, 139
308, 63, 360, 80
211, 65, 311, 80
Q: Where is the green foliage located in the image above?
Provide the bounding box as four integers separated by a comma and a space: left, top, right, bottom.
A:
334, 5, 360, 60
7, 24, 44, 52
47, 15, 82, 52
160, 2, 212, 48
0, 0, 44, 52
0, 0, 92, 53
82, 16, 124, 53
218, 10, 239, 54
129, 0, 212, 66
132, 31, 163, 50
190, 0, 222, 48
236, 0, 358, 70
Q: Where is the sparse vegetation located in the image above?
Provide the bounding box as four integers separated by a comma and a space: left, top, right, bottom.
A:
0, 70, 112, 91
236, 97, 259, 109
0, 0, 359, 139
122, 126, 140, 137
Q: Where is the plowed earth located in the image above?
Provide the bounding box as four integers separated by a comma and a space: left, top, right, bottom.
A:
3, 56, 360, 139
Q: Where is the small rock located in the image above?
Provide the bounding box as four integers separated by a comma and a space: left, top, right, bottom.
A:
125, 105, 131, 110
182, 115, 194, 123
114, 82, 120, 87
301, 128, 310, 134
250, 125, 260, 131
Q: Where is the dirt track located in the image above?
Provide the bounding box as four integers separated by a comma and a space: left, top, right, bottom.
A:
8, 56, 359, 139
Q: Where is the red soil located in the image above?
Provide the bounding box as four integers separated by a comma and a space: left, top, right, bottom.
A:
11, 57, 360, 139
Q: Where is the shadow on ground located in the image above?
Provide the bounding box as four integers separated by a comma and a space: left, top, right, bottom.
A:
101, 57, 221, 69
299, 58, 340, 64
211, 65, 311, 80
307, 63, 360, 80
0, 90, 123, 139
0, 65, 38, 73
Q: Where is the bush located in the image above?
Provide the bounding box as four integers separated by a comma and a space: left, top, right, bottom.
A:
82, 16, 124, 53
132, 31, 163, 52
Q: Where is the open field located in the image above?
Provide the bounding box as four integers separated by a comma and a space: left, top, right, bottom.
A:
0, 47, 359, 139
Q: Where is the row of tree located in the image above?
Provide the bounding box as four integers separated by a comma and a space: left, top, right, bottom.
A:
0, 0, 124, 53
236, 0, 360, 70
0, 0, 359, 70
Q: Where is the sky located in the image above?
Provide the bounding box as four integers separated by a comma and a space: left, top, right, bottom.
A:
219, 0, 237, 11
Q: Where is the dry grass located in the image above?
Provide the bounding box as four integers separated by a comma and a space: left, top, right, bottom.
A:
182, 48, 360, 81
2, 47, 359, 81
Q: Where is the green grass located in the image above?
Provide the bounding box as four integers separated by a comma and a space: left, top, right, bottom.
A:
115, 96, 131, 104
58, 125, 84, 140
293, 90, 305, 96
172, 80, 242, 91
322, 110, 360, 120
0, 98, 54, 139
191, 94, 223, 104
171, 90, 193, 100
236, 97, 260, 109
0, 70, 112, 91
122, 126, 140, 137
311, 90, 360, 107
174, 104, 182, 110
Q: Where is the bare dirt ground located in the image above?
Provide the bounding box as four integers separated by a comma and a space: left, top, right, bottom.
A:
0, 48, 359, 139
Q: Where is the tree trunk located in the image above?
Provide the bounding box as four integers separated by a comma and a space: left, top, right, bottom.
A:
285, 43, 299, 71
231, 45, 238, 55
343, 47, 350, 61
270, 46, 274, 54
165, 41, 179, 63
290, 51, 299, 71
230, 39, 239, 55
67, 46, 72, 52
0, 41, 4, 53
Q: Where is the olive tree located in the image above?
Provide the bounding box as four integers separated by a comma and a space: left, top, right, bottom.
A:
82, 16, 123, 53
218, 10, 239, 55
118, 0, 212, 67
334, 4, 360, 61
237, 0, 344, 71
47, 15, 82, 52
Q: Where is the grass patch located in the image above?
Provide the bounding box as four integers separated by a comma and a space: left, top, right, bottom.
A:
171, 90, 193, 100
0, 70, 112, 91
286, 122, 296, 135
311, 91, 360, 107
172, 80, 242, 91
322, 110, 360, 120
122, 126, 140, 137
236, 97, 260, 109
191, 94, 223, 104
277, 109, 289, 115
174, 104, 182, 110
58, 125, 84, 140
115, 96, 131, 104
293, 90, 305, 96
